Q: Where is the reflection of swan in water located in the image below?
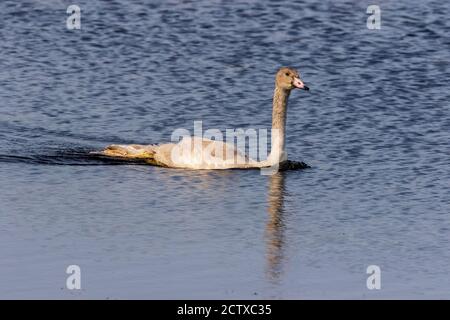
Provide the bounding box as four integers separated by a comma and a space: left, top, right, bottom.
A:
97, 67, 309, 170
265, 172, 287, 282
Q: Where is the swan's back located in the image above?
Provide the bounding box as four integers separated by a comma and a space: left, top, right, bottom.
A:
99, 136, 256, 169
168, 136, 253, 169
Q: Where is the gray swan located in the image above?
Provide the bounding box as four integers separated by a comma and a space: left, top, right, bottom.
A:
99, 67, 309, 170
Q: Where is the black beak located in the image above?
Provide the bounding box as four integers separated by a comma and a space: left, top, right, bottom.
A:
303, 85, 309, 91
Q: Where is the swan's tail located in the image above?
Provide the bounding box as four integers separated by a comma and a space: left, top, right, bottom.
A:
98, 144, 157, 159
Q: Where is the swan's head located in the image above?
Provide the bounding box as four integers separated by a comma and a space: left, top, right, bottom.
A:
275, 67, 309, 91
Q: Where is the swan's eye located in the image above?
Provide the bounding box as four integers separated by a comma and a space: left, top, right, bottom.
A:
285, 72, 290, 76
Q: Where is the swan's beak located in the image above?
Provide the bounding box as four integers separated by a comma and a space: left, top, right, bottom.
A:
293, 77, 309, 91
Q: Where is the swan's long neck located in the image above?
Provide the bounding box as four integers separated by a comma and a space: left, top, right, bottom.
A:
269, 86, 290, 163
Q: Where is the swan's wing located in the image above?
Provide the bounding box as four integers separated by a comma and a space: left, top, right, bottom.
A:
168, 136, 256, 169
100, 144, 157, 158
99, 137, 257, 169
99, 143, 176, 167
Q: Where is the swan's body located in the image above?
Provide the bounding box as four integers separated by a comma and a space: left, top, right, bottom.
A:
103, 136, 257, 169
99, 67, 309, 170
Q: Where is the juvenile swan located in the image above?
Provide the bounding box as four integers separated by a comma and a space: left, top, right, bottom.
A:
100, 67, 309, 169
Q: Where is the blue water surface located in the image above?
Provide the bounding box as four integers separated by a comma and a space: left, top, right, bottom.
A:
0, 0, 449, 298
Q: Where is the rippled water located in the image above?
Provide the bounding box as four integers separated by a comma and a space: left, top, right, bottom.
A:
1, 0, 450, 299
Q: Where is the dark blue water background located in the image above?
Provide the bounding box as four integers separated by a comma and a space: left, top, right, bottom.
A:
1, 0, 449, 298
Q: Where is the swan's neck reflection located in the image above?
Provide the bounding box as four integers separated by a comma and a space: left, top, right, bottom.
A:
265, 172, 286, 283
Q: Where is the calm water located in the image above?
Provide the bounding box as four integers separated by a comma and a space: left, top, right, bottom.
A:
1, 0, 450, 299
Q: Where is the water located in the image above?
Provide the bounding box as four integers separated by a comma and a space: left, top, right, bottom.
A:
1, 0, 449, 299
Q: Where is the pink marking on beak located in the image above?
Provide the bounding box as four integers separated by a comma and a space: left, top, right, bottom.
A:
293, 77, 304, 89
293, 77, 309, 90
